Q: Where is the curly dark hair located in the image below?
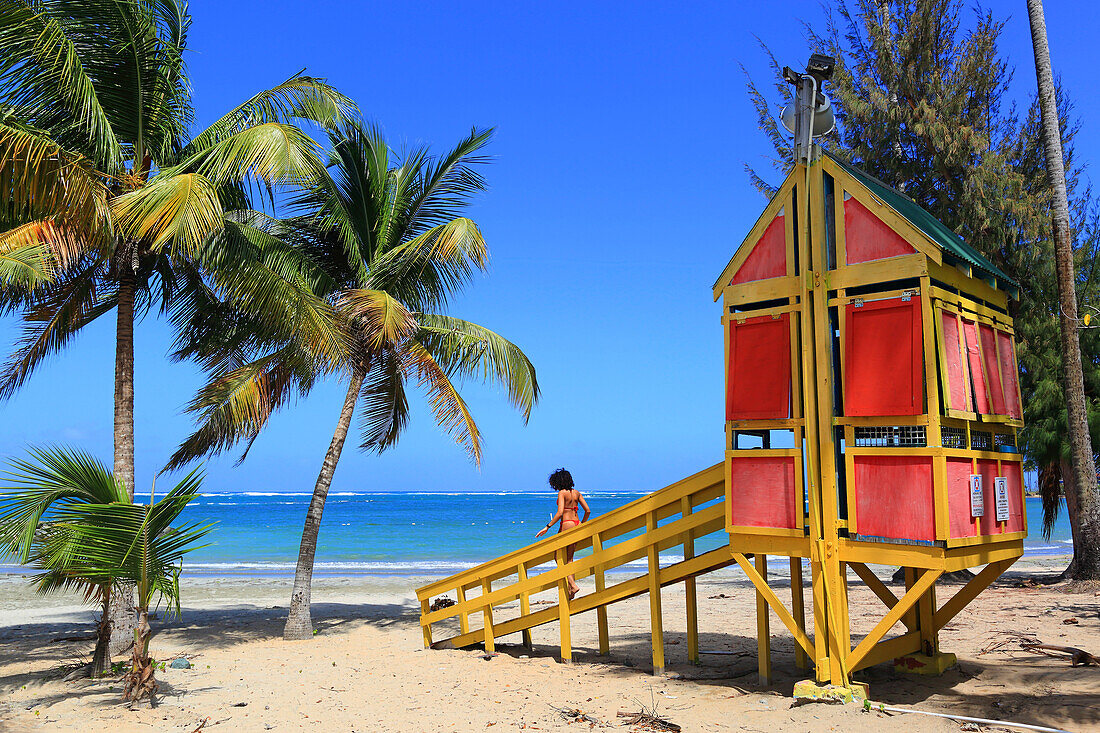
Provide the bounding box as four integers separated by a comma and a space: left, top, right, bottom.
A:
548, 468, 574, 492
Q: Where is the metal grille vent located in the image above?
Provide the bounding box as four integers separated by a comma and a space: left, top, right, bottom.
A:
971, 430, 993, 450
941, 427, 967, 449
853, 425, 927, 447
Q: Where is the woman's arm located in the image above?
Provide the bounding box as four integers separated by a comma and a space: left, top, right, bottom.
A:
578, 492, 591, 523
535, 491, 566, 538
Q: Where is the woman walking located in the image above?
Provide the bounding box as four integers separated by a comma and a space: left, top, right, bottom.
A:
535, 468, 590, 599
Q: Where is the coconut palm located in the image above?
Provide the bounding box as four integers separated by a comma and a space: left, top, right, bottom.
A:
0, 446, 210, 680
0, 0, 350, 645
166, 121, 539, 639
30, 457, 211, 702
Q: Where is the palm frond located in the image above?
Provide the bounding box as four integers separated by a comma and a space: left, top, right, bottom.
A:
404, 340, 482, 465
0, 445, 128, 563
0, 1, 123, 168
111, 172, 223, 256
184, 75, 354, 155
0, 120, 110, 240
335, 288, 417, 351
0, 260, 115, 400
415, 314, 539, 422
357, 346, 408, 452
176, 122, 328, 189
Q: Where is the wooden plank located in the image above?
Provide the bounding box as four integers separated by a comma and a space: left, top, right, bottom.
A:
421, 500, 726, 624
755, 553, 772, 684
681, 497, 699, 664
848, 570, 941, 670
420, 598, 432, 648
456, 585, 470, 635
518, 563, 532, 649
592, 534, 609, 655
790, 557, 808, 669
438, 547, 735, 651
731, 552, 815, 659
850, 630, 923, 672
415, 463, 725, 600
933, 559, 1014, 631
556, 547, 572, 663
647, 513, 665, 676
482, 578, 495, 653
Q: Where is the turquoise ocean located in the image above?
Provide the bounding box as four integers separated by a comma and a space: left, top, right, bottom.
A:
167, 492, 1074, 577
1, 493, 1072, 577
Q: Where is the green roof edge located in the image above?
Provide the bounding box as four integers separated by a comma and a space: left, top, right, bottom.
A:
824, 151, 1019, 297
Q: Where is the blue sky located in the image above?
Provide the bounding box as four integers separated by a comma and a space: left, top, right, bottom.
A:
1, 1, 1096, 494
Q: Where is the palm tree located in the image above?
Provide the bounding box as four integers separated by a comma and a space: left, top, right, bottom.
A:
0, 446, 210, 681
166, 122, 539, 639
1027, 0, 1100, 580
0, 0, 350, 645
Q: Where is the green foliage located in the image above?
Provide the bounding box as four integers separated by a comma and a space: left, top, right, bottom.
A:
0, 445, 211, 613
744, 0, 1100, 536
167, 121, 539, 469
0, 0, 354, 417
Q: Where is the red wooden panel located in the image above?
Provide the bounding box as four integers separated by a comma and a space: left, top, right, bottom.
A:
980, 460, 1025, 535
853, 455, 935, 542
731, 214, 786, 285
979, 324, 1007, 415
997, 330, 1022, 419
946, 458, 979, 539
843, 196, 917, 264
729, 456, 798, 529
727, 314, 791, 420
844, 297, 923, 416
940, 311, 969, 412
962, 318, 990, 414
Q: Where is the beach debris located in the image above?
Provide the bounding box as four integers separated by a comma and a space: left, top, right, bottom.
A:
169, 658, 192, 669
1021, 643, 1100, 667
616, 709, 680, 731
550, 705, 606, 726
707, 593, 732, 599
979, 631, 1041, 656
618, 692, 679, 732
430, 596, 457, 612
1062, 617, 1079, 625
189, 718, 210, 733
481, 652, 499, 661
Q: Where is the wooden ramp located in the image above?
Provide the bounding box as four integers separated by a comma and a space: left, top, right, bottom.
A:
416, 463, 733, 674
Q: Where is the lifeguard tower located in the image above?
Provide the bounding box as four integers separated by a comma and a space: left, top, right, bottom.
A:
416, 55, 1025, 694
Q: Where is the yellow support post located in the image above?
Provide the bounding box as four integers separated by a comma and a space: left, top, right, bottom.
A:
646, 513, 665, 675
456, 585, 470, 635
556, 547, 572, 663
420, 598, 432, 648
755, 553, 771, 684
592, 533, 610, 655
517, 563, 532, 650
917, 570, 936, 655
903, 568, 919, 634
810, 554, 830, 682
681, 496, 699, 664
790, 557, 808, 669
482, 578, 495, 653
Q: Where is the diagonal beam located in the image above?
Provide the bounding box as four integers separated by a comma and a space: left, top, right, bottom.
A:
848, 569, 942, 670
933, 558, 1015, 631
732, 552, 815, 658
848, 562, 915, 632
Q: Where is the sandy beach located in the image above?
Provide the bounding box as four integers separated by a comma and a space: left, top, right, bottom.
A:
0, 556, 1096, 732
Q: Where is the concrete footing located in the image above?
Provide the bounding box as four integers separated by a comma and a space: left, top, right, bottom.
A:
893, 651, 957, 676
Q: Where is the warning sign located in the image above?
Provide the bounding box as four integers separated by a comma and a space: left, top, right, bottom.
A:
970, 475, 984, 518
994, 477, 1010, 522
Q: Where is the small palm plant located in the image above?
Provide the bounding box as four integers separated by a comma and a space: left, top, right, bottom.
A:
0, 447, 211, 695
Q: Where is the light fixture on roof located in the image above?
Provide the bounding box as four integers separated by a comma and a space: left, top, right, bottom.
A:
779, 53, 837, 162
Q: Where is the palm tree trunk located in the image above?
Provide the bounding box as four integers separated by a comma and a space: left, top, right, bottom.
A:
90, 585, 112, 677
283, 369, 365, 640
1028, 0, 1100, 580
109, 266, 137, 654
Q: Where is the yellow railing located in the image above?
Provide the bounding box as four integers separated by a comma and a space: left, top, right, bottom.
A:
415, 463, 730, 673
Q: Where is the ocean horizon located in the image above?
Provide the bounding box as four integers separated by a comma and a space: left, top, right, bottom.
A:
0, 493, 1073, 578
